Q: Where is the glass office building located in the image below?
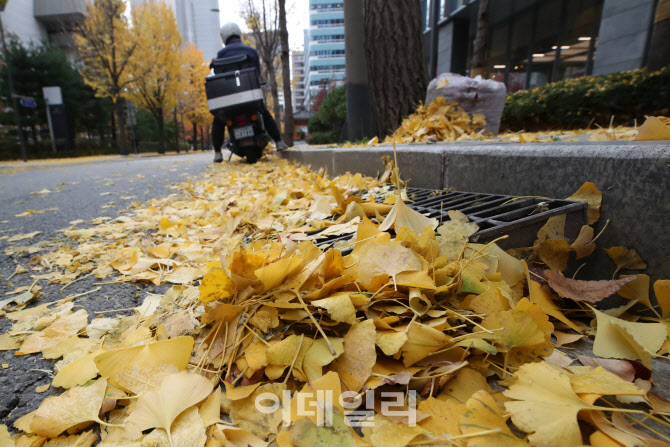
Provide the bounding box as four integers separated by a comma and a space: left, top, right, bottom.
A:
304, 0, 345, 107
422, 0, 658, 92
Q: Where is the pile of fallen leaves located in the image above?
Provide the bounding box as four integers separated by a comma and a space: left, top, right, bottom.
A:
337, 97, 670, 147
1, 156, 670, 447
383, 97, 488, 144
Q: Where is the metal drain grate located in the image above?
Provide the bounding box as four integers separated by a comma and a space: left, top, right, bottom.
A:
311, 188, 587, 250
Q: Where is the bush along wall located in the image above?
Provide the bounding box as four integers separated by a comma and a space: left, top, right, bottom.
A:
501, 65, 670, 132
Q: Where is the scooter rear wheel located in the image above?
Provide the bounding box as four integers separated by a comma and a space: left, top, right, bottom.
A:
245, 147, 264, 164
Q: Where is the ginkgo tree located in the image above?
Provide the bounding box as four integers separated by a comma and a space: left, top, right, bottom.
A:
75, 0, 139, 156
177, 43, 212, 150
127, 2, 182, 154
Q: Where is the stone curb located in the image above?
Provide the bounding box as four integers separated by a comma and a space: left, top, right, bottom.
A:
281, 141, 670, 281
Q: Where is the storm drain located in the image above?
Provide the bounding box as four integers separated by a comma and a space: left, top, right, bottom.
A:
311, 187, 587, 251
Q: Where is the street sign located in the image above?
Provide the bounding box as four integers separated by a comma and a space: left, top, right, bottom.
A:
20, 98, 37, 108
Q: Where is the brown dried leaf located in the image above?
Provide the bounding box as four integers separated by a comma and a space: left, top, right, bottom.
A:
545, 270, 636, 303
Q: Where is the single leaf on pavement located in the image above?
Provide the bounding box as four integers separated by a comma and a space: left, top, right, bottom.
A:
504, 362, 592, 447
605, 247, 646, 277
199, 270, 236, 303
30, 378, 110, 438
569, 367, 645, 396
126, 371, 213, 447
566, 182, 602, 225
545, 270, 636, 303
459, 390, 527, 447
378, 196, 438, 234
94, 336, 194, 393
592, 307, 667, 368
331, 320, 376, 391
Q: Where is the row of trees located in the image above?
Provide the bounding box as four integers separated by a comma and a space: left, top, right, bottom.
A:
76, 0, 211, 155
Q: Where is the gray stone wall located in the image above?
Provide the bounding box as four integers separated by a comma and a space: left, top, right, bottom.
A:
593, 0, 655, 75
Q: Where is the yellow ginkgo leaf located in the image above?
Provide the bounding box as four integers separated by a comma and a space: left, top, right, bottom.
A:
199, 270, 236, 303
215, 425, 270, 447
289, 371, 344, 425
200, 303, 245, 324
592, 307, 667, 368
17, 310, 88, 355
362, 414, 427, 447
528, 279, 581, 332
312, 293, 356, 325
126, 371, 213, 447
244, 340, 270, 371
94, 336, 194, 393
605, 247, 647, 277
438, 367, 493, 405
566, 182, 602, 225
375, 330, 408, 356
38, 430, 97, 447
569, 367, 645, 396
290, 412, 356, 447
503, 362, 592, 447
616, 274, 651, 307
228, 383, 287, 439
142, 406, 207, 447
654, 279, 670, 319
266, 335, 313, 370
459, 390, 527, 447
0, 424, 14, 447
302, 337, 344, 382
349, 240, 423, 288
255, 256, 303, 292
634, 115, 670, 141
199, 386, 222, 426
400, 322, 450, 367
30, 378, 112, 438
417, 397, 462, 437
331, 320, 377, 391
378, 196, 438, 234
53, 349, 105, 389
224, 382, 263, 401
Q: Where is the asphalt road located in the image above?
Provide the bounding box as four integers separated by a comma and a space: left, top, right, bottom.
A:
0, 151, 212, 427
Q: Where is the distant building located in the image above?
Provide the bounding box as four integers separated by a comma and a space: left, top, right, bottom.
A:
131, 0, 221, 60
421, 0, 666, 92
0, 0, 85, 60
291, 50, 306, 110
304, 0, 345, 109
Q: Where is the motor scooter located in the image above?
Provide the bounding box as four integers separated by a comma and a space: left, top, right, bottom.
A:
205, 55, 269, 163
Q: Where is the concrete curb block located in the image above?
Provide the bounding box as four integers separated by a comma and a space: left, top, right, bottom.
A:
282, 141, 670, 281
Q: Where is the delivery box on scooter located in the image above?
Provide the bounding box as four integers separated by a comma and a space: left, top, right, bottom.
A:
206, 56, 264, 118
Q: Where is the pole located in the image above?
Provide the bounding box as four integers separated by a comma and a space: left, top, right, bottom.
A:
344, 0, 374, 141
428, 0, 441, 79
0, 14, 28, 162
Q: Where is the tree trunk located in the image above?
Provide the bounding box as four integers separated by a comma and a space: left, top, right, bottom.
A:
363, 0, 428, 139
278, 0, 294, 146
200, 126, 205, 150
156, 112, 166, 154
266, 63, 282, 129
192, 121, 198, 150
470, 0, 490, 77
647, 0, 670, 71
110, 111, 116, 147
173, 109, 180, 153
114, 101, 128, 155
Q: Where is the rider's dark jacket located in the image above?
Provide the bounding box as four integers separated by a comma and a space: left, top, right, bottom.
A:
216, 36, 261, 74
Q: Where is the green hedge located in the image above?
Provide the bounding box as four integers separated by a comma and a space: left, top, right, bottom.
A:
501, 65, 670, 131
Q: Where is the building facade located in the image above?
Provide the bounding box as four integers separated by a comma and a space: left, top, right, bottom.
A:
304, 0, 345, 108
0, 0, 85, 60
131, 0, 221, 61
291, 50, 306, 110
422, 0, 661, 92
